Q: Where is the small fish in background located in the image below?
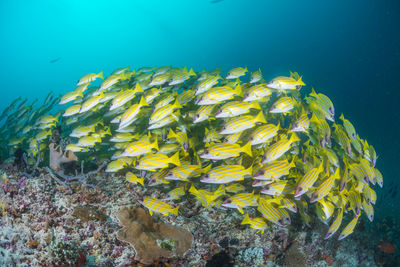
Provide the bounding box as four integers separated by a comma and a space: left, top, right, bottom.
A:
210, 0, 224, 3
49, 57, 61, 63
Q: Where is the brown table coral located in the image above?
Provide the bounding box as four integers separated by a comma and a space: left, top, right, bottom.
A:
117, 206, 193, 265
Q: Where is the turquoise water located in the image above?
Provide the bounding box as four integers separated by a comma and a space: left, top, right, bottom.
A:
0, 0, 399, 219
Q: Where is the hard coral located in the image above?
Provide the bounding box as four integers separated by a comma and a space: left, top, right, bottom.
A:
117, 206, 193, 265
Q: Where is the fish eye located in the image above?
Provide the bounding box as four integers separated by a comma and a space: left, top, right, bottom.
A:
222, 126, 226, 130
194, 114, 199, 119
297, 186, 303, 192
243, 93, 248, 98
218, 109, 222, 113
204, 174, 209, 178
204, 150, 209, 155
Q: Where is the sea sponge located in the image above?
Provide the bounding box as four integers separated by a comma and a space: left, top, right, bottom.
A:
117, 206, 193, 265
49, 143, 77, 172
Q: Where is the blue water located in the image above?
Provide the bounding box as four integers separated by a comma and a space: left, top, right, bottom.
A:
0, 0, 399, 218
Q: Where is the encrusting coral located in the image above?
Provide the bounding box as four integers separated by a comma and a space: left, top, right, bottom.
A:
117, 206, 193, 264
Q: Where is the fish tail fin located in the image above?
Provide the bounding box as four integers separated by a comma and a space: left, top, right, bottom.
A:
173, 98, 182, 109
205, 194, 215, 206
188, 68, 196, 76
134, 83, 143, 94
310, 88, 318, 98
98, 71, 104, 79
189, 184, 198, 195
152, 137, 159, 151
241, 213, 251, 225
334, 166, 340, 178
172, 206, 179, 216
169, 152, 181, 166
255, 111, 267, 124
203, 165, 212, 175
277, 121, 281, 130
242, 141, 253, 157
290, 157, 296, 168
317, 162, 324, 173
297, 75, 305, 86
138, 177, 145, 186
245, 165, 253, 176
252, 101, 261, 110
310, 112, 320, 124
234, 84, 243, 97
167, 128, 176, 139
89, 124, 96, 133
138, 96, 148, 107
289, 132, 300, 143
104, 127, 111, 136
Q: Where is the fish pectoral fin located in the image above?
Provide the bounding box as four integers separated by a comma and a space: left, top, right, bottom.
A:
149, 210, 153, 216
237, 208, 244, 214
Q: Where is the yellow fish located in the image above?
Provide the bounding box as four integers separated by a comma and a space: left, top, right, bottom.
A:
140, 197, 179, 216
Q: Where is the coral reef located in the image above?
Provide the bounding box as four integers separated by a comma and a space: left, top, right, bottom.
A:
0, 162, 384, 266
117, 206, 193, 264
238, 247, 265, 266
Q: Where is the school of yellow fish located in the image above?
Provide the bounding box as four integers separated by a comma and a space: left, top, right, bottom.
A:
0, 66, 383, 240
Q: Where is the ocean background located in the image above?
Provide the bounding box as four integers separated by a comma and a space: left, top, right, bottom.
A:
0, 0, 399, 220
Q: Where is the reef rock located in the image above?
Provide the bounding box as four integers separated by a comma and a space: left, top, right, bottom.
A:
117, 206, 193, 265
